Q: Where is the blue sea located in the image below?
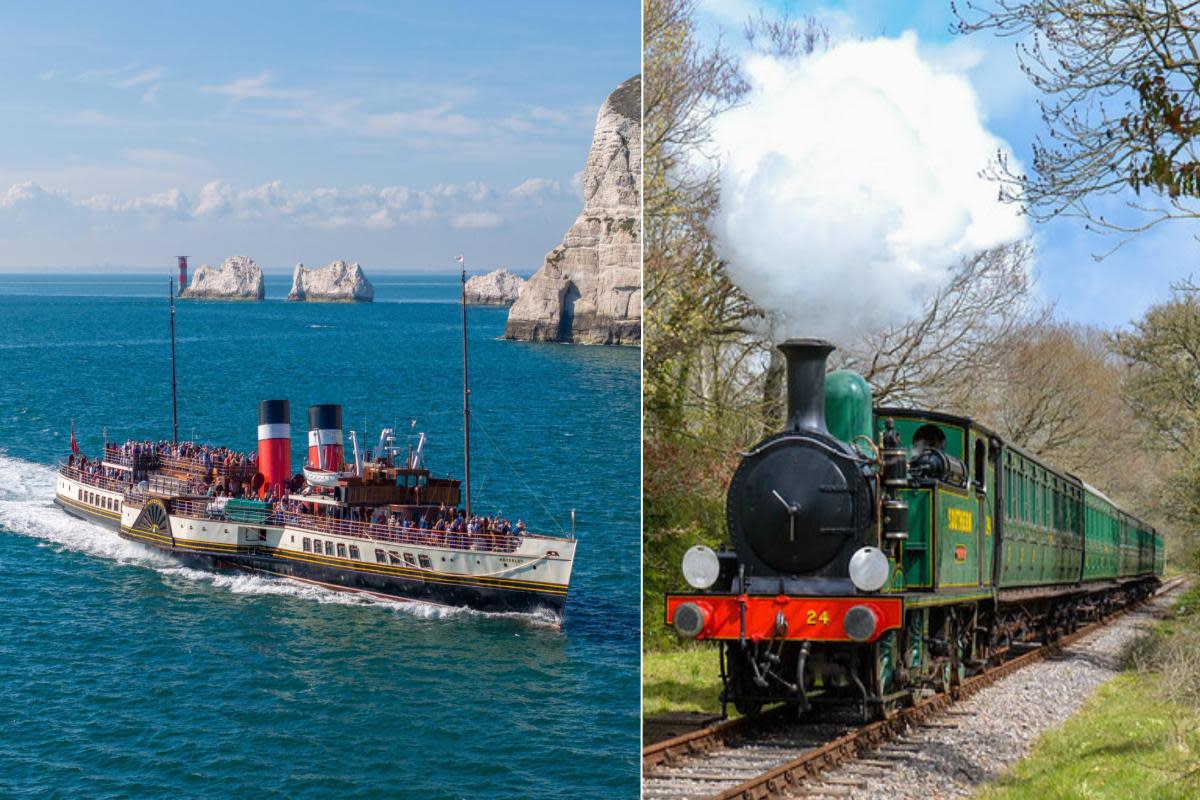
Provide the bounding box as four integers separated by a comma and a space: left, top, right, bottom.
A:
0, 273, 640, 799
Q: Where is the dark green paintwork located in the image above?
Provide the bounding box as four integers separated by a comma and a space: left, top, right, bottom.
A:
826, 370, 873, 446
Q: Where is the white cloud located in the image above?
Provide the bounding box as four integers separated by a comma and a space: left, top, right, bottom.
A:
0, 181, 68, 210
193, 181, 234, 217
201, 71, 296, 102
452, 211, 503, 229
114, 67, 164, 89
509, 177, 561, 201
0, 175, 572, 237
363, 103, 481, 136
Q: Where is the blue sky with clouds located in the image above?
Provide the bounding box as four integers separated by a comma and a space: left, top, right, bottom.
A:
697, 0, 1199, 330
0, 1, 639, 273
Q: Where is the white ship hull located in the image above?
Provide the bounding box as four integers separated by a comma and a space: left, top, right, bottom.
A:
55, 471, 575, 616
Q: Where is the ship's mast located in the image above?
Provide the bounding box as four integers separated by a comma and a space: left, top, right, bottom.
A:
169, 277, 179, 445
459, 258, 472, 518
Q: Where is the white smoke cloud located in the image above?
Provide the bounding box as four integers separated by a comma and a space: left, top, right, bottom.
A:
710, 33, 1027, 344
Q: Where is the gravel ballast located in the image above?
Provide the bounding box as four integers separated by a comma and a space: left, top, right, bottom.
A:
791, 590, 1179, 800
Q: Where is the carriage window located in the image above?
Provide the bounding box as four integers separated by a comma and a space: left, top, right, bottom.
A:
1027, 474, 1036, 525
1018, 471, 1026, 522
303, 538, 311, 553
375, 549, 386, 563
349, 546, 360, 559
337, 543, 347, 558
973, 440, 986, 489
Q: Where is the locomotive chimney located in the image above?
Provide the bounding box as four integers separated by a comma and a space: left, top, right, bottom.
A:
779, 338, 835, 435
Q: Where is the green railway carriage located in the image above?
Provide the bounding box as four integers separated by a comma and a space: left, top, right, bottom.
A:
876, 407, 1163, 591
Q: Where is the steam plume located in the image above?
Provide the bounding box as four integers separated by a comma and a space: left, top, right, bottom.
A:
710, 33, 1027, 344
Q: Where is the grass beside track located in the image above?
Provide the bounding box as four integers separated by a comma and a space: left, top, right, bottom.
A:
975, 581, 1200, 800
643, 645, 728, 717
974, 673, 1199, 800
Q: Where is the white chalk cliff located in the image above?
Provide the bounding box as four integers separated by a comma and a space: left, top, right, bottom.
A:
287, 260, 375, 302
505, 75, 641, 345
465, 269, 526, 305
179, 255, 264, 300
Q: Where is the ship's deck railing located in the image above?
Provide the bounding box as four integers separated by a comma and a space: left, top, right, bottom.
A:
102, 446, 255, 478
156, 455, 257, 478
168, 497, 526, 554
59, 463, 131, 494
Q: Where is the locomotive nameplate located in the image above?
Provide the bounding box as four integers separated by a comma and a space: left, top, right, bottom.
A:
947, 507, 973, 533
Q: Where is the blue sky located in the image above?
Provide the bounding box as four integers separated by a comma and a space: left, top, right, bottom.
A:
0, 1, 639, 273
697, 0, 1198, 330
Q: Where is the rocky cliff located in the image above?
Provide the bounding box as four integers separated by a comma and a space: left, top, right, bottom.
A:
179, 255, 264, 300
287, 260, 374, 302
464, 268, 526, 305
504, 75, 641, 345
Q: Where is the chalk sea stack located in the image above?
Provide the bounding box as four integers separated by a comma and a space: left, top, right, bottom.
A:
465, 268, 526, 306
505, 75, 641, 345
178, 255, 265, 300
287, 260, 375, 302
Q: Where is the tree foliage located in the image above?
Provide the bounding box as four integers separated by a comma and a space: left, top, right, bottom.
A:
1112, 285, 1200, 543
955, 0, 1200, 236
833, 241, 1043, 408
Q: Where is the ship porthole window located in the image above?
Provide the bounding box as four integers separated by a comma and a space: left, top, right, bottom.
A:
302, 538, 311, 553
375, 549, 386, 563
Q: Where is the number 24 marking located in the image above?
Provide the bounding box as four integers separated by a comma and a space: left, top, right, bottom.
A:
806, 610, 831, 625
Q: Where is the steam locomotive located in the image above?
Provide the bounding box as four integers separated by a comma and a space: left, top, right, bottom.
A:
665, 339, 1164, 718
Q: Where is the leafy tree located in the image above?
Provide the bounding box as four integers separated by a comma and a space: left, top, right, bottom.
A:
1112, 285, 1200, 553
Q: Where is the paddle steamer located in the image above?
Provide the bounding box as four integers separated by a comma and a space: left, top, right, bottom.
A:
53, 269, 576, 617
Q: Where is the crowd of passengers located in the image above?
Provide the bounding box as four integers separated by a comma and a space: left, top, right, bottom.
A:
104, 440, 256, 471
75, 441, 531, 539
267, 497, 528, 537
65, 453, 126, 484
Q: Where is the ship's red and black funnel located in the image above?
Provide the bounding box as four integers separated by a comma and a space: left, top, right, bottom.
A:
257, 399, 291, 497
307, 404, 344, 470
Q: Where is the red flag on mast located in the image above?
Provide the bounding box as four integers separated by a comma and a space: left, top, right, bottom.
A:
70, 420, 79, 455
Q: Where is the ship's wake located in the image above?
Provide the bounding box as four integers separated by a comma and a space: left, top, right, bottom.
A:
0, 453, 561, 628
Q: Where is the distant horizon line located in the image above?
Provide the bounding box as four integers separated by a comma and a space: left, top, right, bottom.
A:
0, 265, 537, 277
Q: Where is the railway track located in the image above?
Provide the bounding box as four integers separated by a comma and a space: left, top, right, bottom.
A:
643, 577, 1186, 800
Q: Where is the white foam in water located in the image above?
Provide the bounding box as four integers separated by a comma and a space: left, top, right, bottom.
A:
0, 453, 559, 627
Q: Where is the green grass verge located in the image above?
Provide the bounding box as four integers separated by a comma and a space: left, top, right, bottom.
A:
976, 579, 1200, 800
643, 644, 728, 717
974, 672, 1200, 800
